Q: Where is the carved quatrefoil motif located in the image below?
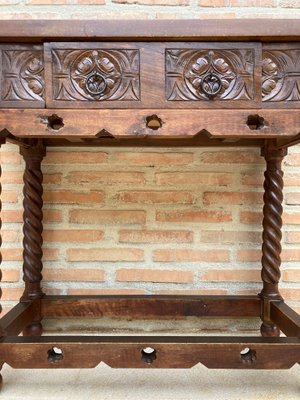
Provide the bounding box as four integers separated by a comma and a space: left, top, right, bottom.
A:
262, 49, 300, 102
166, 48, 254, 101
185, 51, 235, 99
72, 50, 121, 99
52, 48, 140, 102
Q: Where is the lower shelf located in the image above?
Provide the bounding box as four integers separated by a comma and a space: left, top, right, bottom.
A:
0, 295, 299, 370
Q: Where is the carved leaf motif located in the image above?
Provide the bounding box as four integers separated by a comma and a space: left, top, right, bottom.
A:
166, 48, 254, 101
1, 49, 45, 103
262, 49, 300, 103
52, 48, 140, 102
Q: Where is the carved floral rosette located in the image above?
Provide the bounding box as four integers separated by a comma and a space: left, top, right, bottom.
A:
1, 49, 44, 103
262, 49, 300, 102
52, 49, 140, 101
166, 49, 254, 101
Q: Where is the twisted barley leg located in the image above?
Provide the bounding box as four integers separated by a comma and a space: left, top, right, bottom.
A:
260, 142, 287, 337
20, 141, 46, 336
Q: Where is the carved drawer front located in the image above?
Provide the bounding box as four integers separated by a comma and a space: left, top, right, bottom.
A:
165, 43, 261, 108
0, 45, 45, 108
45, 43, 144, 108
263, 44, 300, 107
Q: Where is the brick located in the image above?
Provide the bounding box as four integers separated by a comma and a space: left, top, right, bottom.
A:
242, 172, 300, 187
285, 192, 300, 205
280, 288, 300, 301
1, 171, 61, 185
0, 210, 23, 223
1, 287, 23, 301
156, 210, 232, 223
44, 151, 107, 164
2, 230, 18, 242
283, 213, 300, 225
201, 269, 261, 282
153, 249, 229, 262
43, 229, 104, 242
201, 151, 262, 164
286, 232, 300, 243
43, 268, 105, 282
230, 0, 275, 5
69, 209, 146, 225
68, 288, 146, 295
282, 270, 300, 282
119, 229, 193, 243
1, 269, 20, 282
115, 152, 193, 165
240, 211, 262, 224
67, 171, 145, 185
112, 0, 188, 4
43, 190, 105, 204
155, 172, 232, 186
116, 268, 193, 283
44, 209, 63, 223
285, 153, 300, 166
67, 248, 144, 262
201, 230, 261, 244
2, 191, 18, 203
118, 190, 194, 204
236, 249, 300, 262
0, 151, 21, 164
199, 0, 226, 5
203, 191, 262, 206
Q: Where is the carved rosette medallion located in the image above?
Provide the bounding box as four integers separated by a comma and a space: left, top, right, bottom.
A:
166, 49, 254, 101
262, 49, 300, 102
1, 49, 44, 103
52, 49, 140, 102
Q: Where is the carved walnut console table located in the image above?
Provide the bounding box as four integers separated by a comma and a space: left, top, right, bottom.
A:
0, 20, 300, 386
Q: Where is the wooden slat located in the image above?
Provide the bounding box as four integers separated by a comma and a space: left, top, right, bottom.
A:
0, 301, 40, 336
0, 20, 299, 42
0, 109, 299, 140
41, 295, 261, 318
1, 335, 299, 369
270, 302, 300, 337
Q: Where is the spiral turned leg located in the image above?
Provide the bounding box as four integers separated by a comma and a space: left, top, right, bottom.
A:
260, 142, 287, 337
20, 141, 46, 336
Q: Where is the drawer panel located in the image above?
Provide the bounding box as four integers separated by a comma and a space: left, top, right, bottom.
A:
0, 45, 45, 108
46, 42, 261, 109
45, 42, 144, 108
262, 43, 300, 108
165, 43, 261, 108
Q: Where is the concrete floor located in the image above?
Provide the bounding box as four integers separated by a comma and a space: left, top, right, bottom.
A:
2, 363, 300, 400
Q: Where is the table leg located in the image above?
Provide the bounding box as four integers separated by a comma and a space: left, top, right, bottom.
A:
20, 140, 46, 336
260, 141, 287, 337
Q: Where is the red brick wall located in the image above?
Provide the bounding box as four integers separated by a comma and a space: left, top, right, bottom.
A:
0, 3, 300, 319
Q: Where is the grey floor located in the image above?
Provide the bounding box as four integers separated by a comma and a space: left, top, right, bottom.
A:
2, 363, 300, 400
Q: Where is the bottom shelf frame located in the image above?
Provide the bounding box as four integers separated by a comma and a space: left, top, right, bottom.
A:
0, 295, 299, 371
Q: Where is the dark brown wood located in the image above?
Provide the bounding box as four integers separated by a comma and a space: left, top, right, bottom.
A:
0, 300, 40, 336
0, 45, 44, 108
262, 43, 300, 108
0, 20, 299, 42
41, 295, 261, 319
1, 109, 299, 140
270, 301, 300, 337
45, 41, 261, 109
0, 143, 3, 389
260, 140, 287, 337
20, 140, 46, 337
1, 336, 299, 369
